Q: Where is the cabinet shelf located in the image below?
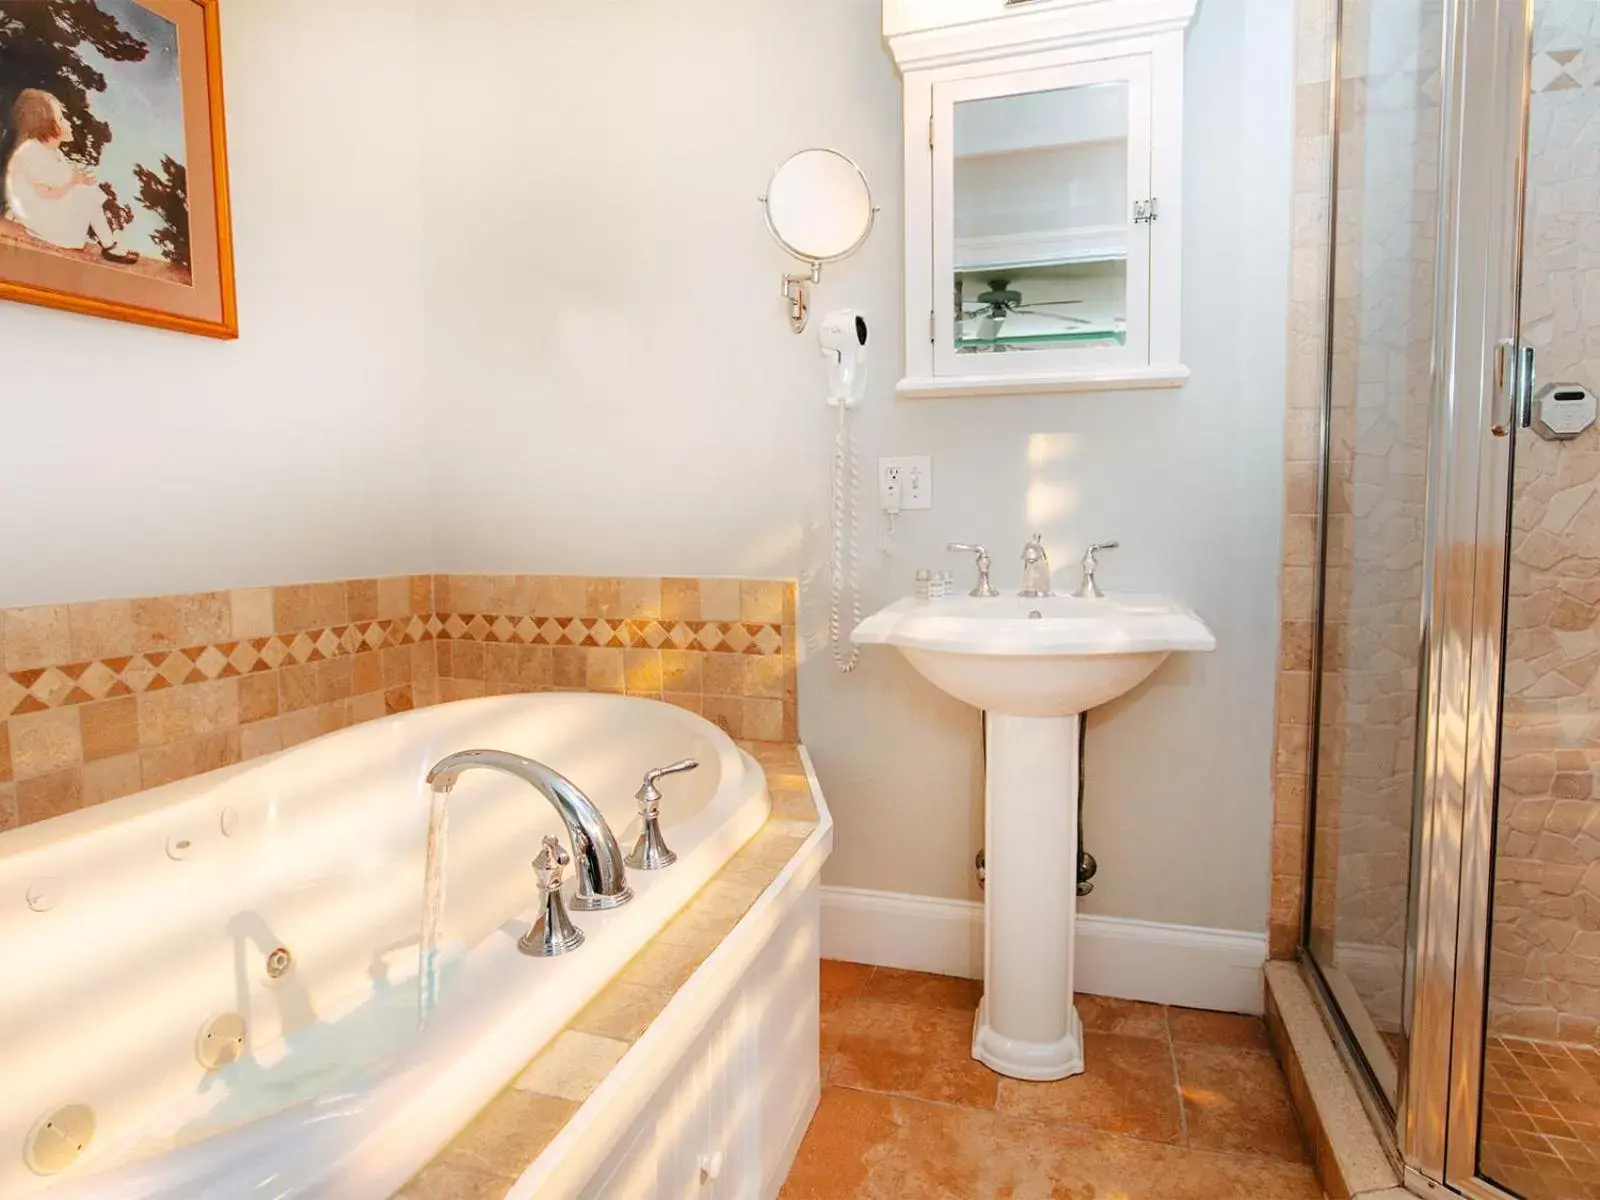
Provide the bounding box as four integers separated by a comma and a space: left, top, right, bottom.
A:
896, 364, 1190, 399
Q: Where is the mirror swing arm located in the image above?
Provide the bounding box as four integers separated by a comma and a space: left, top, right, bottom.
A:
779, 261, 822, 335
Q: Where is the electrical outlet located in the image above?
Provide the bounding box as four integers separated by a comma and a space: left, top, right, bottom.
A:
879, 457, 933, 510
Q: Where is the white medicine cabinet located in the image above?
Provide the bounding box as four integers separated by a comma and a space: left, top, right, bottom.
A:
884, 0, 1197, 398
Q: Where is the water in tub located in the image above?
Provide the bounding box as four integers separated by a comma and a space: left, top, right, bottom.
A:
0, 720, 573, 1193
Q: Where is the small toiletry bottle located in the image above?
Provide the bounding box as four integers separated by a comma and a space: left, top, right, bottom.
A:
939, 570, 956, 599
914, 569, 933, 601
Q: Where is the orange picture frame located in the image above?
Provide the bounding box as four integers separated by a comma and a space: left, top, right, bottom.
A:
0, 0, 237, 338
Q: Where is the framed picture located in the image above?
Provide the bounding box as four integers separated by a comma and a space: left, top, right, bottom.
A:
0, 0, 236, 338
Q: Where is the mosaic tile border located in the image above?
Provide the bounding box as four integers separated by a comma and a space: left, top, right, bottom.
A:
435, 613, 785, 656
1, 617, 432, 718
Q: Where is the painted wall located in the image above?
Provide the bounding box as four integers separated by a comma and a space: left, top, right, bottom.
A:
423, 0, 1295, 933
0, 0, 431, 609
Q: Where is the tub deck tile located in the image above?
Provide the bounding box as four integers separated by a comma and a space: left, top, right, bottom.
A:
568, 981, 676, 1042
513, 1031, 630, 1101
396, 739, 819, 1199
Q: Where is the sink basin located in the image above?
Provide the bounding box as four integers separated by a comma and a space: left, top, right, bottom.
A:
853, 587, 1216, 1082
852, 592, 1216, 717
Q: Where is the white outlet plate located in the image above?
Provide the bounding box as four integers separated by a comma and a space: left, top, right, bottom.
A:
879, 457, 933, 510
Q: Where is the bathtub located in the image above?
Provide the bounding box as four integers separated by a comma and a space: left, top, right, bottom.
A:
0, 693, 773, 1198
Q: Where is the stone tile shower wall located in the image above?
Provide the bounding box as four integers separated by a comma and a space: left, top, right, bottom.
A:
0, 575, 797, 835
1488, 8, 1600, 1047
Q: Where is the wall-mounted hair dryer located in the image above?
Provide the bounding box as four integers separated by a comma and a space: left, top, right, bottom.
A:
819, 309, 869, 408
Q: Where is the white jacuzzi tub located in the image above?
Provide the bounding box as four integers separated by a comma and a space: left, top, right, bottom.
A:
0, 694, 772, 1198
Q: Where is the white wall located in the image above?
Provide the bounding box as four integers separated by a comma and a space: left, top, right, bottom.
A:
423, 0, 1294, 933
0, 0, 432, 608
0, 0, 1290, 935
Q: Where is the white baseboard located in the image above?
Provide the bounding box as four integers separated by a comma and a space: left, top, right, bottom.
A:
821, 885, 1267, 1016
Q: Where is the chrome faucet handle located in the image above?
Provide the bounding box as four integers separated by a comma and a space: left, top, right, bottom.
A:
1019, 534, 1052, 598
946, 543, 1000, 598
1074, 541, 1120, 600
532, 835, 569, 892
626, 758, 699, 870
521, 836, 585, 957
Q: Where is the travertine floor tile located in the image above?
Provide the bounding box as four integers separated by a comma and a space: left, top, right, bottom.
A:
794, 963, 1320, 1196
1176, 1042, 1308, 1162
996, 1031, 1184, 1143
1169, 1005, 1272, 1052
830, 998, 1000, 1109
821, 959, 873, 1073
991, 1116, 1323, 1200
780, 1087, 994, 1199
1077, 993, 1170, 1039
820, 958, 874, 1005
862, 966, 983, 1012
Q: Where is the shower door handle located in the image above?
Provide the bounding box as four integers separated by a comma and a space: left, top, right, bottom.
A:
1493, 342, 1534, 437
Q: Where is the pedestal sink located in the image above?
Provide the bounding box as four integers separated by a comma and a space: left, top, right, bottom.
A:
853, 591, 1216, 1080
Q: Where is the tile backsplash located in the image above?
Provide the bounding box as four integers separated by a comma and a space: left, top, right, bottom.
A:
432, 574, 797, 744
0, 574, 798, 835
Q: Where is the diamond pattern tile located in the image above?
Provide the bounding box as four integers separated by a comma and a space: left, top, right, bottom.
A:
1, 617, 426, 717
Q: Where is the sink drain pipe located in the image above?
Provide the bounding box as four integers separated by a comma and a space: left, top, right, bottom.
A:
976, 713, 1098, 896
1076, 714, 1097, 896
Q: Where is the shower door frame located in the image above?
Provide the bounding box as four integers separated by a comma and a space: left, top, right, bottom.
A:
1301, 0, 1539, 1195
1400, 0, 1533, 1193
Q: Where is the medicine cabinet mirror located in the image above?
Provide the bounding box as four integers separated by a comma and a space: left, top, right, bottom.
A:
885, 0, 1196, 398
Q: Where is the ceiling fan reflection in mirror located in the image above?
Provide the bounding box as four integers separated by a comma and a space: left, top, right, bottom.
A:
959, 277, 1093, 346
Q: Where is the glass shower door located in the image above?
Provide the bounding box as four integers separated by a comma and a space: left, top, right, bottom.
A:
1304, 0, 1448, 1114
1472, 3, 1600, 1196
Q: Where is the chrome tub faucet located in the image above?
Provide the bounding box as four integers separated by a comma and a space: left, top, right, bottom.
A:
426, 749, 633, 913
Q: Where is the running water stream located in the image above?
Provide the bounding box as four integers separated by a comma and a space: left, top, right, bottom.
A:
417, 787, 451, 1029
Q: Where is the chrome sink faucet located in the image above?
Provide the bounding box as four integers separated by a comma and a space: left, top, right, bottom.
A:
1019, 534, 1052, 598
1073, 541, 1120, 599
426, 749, 633, 913
947, 543, 1000, 598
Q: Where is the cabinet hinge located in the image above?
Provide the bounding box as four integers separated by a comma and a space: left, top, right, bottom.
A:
929, 310, 936, 343
929, 115, 935, 151
1133, 198, 1159, 225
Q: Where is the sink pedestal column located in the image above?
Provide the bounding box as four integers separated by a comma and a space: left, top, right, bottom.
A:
972, 711, 1085, 1081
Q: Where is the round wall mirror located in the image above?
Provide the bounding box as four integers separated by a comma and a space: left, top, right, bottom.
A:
762, 149, 876, 265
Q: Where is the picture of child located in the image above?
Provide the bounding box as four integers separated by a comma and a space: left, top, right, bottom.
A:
3, 88, 139, 265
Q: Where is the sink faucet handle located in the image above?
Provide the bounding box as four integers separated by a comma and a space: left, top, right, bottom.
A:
1074, 541, 1120, 600
627, 759, 699, 871
522, 835, 585, 957
946, 543, 1000, 598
